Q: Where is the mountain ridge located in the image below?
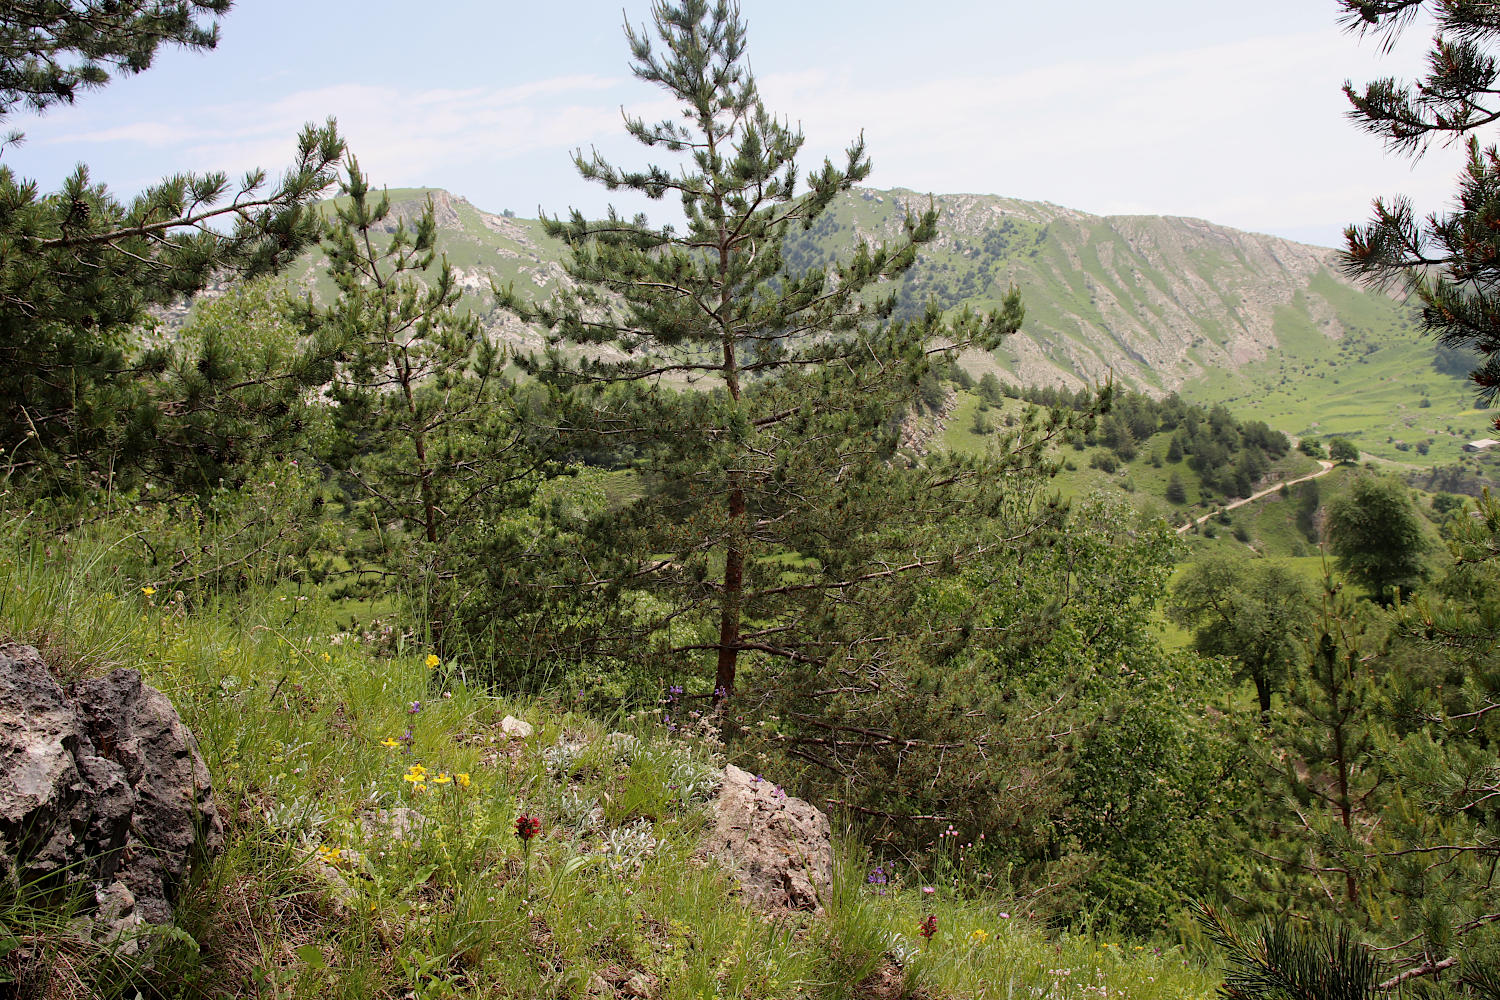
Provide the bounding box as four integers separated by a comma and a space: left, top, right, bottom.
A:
268, 183, 1493, 463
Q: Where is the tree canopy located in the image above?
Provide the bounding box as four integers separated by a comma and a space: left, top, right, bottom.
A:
0, 2, 344, 493
1326, 474, 1431, 605
1339, 0, 1500, 427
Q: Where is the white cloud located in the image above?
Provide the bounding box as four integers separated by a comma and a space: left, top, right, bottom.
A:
754, 28, 1471, 244
9, 26, 1477, 246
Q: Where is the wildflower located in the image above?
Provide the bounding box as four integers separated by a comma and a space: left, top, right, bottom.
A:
320, 652, 331, 663
921, 886, 935, 896
455, 773, 471, 788
402, 764, 428, 783
141, 587, 156, 596
425, 654, 440, 669
316, 845, 343, 866
432, 773, 452, 785
918, 914, 937, 940
408, 701, 422, 714
997, 912, 1011, 919
968, 929, 989, 944
380, 737, 400, 749
515, 813, 541, 898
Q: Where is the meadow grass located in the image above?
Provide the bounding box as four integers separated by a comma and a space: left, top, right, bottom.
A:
0, 516, 1223, 999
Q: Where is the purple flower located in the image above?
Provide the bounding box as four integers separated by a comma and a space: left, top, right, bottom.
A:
408, 701, 422, 714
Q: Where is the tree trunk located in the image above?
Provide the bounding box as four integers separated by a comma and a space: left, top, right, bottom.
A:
715, 482, 745, 700
1254, 674, 1272, 716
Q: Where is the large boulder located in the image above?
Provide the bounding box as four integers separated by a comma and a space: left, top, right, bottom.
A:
703, 764, 833, 915
0, 643, 223, 946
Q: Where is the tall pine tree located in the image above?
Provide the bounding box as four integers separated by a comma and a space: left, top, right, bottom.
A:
508, 0, 1059, 704
312, 163, 539, 654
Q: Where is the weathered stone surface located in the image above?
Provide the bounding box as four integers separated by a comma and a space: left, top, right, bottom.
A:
703, 764, 833, 915
358, 805, 428, 843
500, 715, 534, 739
0, 644, 222, 941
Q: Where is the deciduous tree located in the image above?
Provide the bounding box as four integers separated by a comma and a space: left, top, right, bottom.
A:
1169, 555, 1317, 715
1326, 474, 1430, 605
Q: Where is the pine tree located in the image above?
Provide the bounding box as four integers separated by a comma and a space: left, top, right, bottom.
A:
1339, 1, 1500, 428
1362, 489, 1500, 989
0, 1, 230, 118
508, 0, 1052, 703
312, 163, 537, 654
0, 2, 345, 494
1265, 581, 1383, 912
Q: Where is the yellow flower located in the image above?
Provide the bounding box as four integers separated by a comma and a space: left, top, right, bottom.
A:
141, 587, 156, 596
432, 773, 452, 785
455, 773, 471, 788
320, 652, 331, 663
380, 738, 400, 748
968, 929, 989, 944
425, 654, 440, 669
411, 782, 426, 793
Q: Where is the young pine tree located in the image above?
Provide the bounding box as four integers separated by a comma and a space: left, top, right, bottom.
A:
509, 0, 1058, 703
313, 163, 538, 653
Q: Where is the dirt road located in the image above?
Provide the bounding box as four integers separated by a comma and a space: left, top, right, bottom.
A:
1176, 460, 1337, 534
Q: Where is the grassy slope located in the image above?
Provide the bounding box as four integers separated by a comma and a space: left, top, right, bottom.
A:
1182, 271, 1495, 464
795, 189, 1495, 466
0, 519, 1219, 1000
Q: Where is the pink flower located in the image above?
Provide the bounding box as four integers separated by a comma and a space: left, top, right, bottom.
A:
921, 886, 935, 895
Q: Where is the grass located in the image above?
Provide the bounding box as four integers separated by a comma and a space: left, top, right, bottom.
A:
0, 514, 1224, 999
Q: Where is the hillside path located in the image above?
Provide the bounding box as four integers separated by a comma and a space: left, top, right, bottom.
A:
1176, 460, 1336, 535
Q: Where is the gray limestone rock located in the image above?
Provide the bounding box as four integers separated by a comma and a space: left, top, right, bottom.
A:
703, 764, 833, 915
0, 643, 222, 944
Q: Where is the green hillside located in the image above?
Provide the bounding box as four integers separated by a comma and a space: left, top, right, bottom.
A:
258, 184, 1494, 469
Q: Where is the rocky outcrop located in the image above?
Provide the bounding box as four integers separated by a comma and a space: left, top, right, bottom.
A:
703, 764, 833, 915
0, 644, 223, 947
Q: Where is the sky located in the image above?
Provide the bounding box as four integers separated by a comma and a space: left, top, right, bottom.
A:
2, 1, 1475, 249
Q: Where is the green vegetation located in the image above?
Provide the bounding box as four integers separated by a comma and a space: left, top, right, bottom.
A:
3, 2, 1499, 997
0, 520, 1220, 1000
1341, 0, 1500, 437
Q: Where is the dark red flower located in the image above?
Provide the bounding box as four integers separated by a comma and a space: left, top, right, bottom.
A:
515, 814, 542, 842
919, 914, 937, 940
